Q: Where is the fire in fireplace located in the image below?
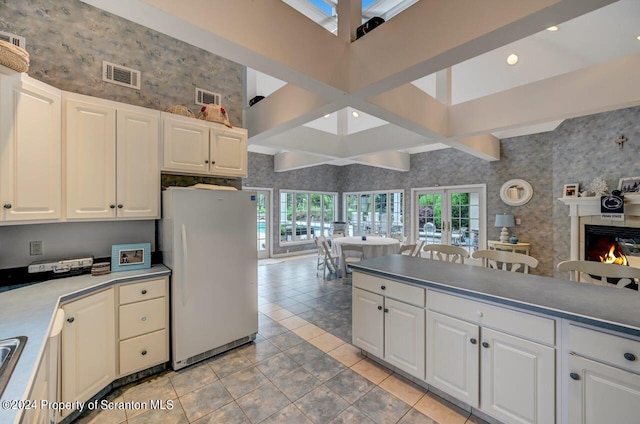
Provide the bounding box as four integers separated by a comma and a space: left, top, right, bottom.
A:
584, 225, 640, 288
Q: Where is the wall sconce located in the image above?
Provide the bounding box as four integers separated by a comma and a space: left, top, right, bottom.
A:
614, 135, 627, 149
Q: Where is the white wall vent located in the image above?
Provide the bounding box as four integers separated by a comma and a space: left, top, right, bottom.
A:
0, 31, 26, 49
195, 87, 221, 106
102, 61, 141, 89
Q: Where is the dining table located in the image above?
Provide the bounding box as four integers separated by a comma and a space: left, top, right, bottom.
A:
331, 236, 401, 276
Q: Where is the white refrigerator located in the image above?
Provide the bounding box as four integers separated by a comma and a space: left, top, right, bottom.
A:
160, 187, 258, 370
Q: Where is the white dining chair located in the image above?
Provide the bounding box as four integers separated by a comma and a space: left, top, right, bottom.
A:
411, 240, 425, 257
340, 244, 366, 282
472, 249, 538, 273
398, 244, 416, 255
422, 244, 470, 264
557, 260, 640, 289
319, 240, 339, 280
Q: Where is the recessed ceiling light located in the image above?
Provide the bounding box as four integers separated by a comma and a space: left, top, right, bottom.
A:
352, 111, 359, 118
324, 114, 330, 118
546, 26, 559, 32
506, 54, 519, 66
637, 35, 640, 41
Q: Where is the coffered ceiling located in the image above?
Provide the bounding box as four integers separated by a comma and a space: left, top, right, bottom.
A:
82, 0, 640, 171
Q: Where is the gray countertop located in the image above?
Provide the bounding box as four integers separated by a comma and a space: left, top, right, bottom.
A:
350, 255, 640, 337
0, 265, 171, 424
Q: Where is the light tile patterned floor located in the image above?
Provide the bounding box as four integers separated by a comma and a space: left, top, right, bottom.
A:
76, 255, 488, 424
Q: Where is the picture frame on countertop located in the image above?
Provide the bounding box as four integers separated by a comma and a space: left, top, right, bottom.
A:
618, 176, 640, 194
111, 243, 151, 272
563, 183, 579, 198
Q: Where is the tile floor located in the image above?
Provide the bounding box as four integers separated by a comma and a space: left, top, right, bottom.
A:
76, 255, 488, 424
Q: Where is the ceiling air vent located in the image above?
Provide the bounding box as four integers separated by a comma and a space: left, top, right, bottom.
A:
0, 31, 26, 48
195, 87, 221, 106
102, 61, 141, 89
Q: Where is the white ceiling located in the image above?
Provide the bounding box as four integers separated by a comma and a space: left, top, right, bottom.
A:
82, 0, 640, 171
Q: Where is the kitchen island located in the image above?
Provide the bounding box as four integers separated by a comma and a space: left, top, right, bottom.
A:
0, 265, 171, 424
350, 255, 640, 424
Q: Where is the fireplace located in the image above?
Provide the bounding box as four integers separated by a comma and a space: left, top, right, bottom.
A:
584, 224, 640, 288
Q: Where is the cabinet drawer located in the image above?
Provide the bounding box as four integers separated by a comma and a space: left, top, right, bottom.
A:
354, 273, 425, 307
119, 278, 167, 305
119, 297, 166, 340
569, 324, 640, 373
427, 290, 555, 346
119, 329, 168, 376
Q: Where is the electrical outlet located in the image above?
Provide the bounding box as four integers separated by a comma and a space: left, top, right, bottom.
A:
30, 240, 43, 256
515, 218, 522, 225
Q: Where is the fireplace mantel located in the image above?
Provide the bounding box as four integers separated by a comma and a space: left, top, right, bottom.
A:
559, 194, 640, 260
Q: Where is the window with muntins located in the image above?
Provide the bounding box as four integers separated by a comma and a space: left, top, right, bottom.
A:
279, 190, 337, 245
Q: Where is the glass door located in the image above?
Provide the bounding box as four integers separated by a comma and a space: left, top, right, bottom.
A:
255, 190, 270, 259
414, 185, 485, 257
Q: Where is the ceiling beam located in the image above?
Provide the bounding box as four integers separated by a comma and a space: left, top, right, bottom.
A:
274, 151, 337, 171
351, 151, 410, 171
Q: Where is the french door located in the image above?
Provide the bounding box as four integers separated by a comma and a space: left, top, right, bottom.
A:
254, 189, 271, 259
412, 185, 486, 257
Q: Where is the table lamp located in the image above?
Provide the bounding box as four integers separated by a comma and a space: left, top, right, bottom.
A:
495, 213, 515, 243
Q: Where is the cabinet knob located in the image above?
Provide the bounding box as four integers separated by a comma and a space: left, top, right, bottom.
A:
3, 203, 11, 209
67, 317, 75, 323
481, 341, 490, 348
384, 308, 389, 313
624, 352, 637, 362
380, 285, 386, 290
117, 204, 123, 209
141, 289, 148, 295
377, 305, 382, 311
141, 316, 147, 322
205, 160, 209, 164
141, 350, 147, 356
570, 372, 580, 381
109, 204, 116, 209
477, 311, 484, 317
470, 338, 477, 345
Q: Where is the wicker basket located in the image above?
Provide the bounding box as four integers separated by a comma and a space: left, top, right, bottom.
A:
0, 40, 29, 73
165, 105, 195, 118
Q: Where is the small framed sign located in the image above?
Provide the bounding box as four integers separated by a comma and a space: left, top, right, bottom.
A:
111, 243, 151, 272
618, 176, 640, 194
563, 183, 579, 198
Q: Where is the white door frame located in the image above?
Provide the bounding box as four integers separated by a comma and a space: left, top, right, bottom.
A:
244, 186, 273, 259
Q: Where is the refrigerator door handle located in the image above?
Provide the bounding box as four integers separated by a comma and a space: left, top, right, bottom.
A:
181, 223, 189, 306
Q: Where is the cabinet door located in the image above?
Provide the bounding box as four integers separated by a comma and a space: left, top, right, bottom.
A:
568, 354, 640, 424
480, 328, 555, 424
65, 98, 116, 219
426, 310, 480, 406
0, 75, 61, 221
116, 108, 160, 218
352, 288, 384, 357
162, 115, 209, 174
61, 288, 115, 416
209, 126, 247, 177
384, 297, 425, 379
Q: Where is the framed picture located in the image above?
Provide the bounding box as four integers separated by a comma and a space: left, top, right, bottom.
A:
563, 183, 579, 198
111, 243, 151, 272
618, 176, 640, 194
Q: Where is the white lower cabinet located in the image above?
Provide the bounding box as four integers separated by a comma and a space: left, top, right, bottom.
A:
61, 288, 116, 417
567, 324, 640, 424
426, 290, 556, 424
352, 273, 425, 380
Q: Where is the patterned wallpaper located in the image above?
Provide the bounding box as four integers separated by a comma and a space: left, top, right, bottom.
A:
0, 0, 244, 126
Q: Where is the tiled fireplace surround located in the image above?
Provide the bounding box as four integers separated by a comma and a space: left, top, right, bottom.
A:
560, 196, 640, 269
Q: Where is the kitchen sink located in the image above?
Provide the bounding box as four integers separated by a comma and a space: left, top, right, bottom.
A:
0, 336, 27, 397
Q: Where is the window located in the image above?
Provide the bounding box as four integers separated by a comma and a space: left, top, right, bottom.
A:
279, 190, 337, 244
343, 190, 404, 237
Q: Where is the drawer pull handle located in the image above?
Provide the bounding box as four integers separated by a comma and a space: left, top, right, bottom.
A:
67, 317, 75, 323
380, 285, 386, 290
624, 352, 636, 362
377, 305, 382, 311
141, 289, 148, 295
570, 372, 580, 381
141, 316, 147, 322
141, 350, 147, 356
470, 338, 477, 345
481, 342, 490, 348
384, 308, 389, 313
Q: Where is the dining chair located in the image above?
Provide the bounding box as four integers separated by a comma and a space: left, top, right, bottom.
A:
472, 249, 538, 273
319, 240, 339, 280
340, 244, 366, 282
392, 235, 408, 245
411, 240, 425, 257
557, 260, 640, 289
332, 230, 345, 238
314, 236, 326, 275
398, 244, 416, 255
422, 244, 470, 264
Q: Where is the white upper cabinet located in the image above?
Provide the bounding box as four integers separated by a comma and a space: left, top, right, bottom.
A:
65, 93, 159, 220
162, 112, 247, 178
0, 72, 61, 222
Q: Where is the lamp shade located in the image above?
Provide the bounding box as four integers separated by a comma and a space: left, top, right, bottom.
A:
495, 214, 515, 228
